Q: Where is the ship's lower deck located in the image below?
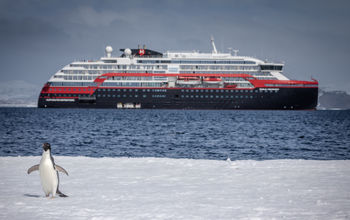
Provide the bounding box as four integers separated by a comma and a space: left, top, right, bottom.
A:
38, 87, 318, 110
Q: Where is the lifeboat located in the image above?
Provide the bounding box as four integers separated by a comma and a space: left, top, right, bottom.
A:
224, 83, 237, 88
177, 76, 201, 85
203, 76, 222, 84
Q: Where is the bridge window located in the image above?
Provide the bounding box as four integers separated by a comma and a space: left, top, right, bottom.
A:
260, 65, 283, 71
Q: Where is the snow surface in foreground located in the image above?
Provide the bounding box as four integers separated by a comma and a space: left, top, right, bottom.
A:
0, 157, 349, 220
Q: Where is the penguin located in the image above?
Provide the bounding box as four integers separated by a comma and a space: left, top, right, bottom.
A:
27, 143, 69, 198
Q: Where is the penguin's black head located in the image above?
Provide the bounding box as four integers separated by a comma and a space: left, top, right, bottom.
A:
43, 143, 51, 152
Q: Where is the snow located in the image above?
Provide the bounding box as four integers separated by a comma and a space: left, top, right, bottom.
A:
1, 157, 350, 219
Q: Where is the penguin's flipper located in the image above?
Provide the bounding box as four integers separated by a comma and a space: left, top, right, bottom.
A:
55, 165, 69, 176
56, 189, 68, 197
27, 164, 39, 174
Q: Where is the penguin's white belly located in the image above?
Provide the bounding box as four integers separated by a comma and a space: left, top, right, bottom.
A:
39, 160, 58, 196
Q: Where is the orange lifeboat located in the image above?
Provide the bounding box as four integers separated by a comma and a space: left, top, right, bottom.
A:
203, 76, 222, 84
178, 76, 200, 81
203, 76, 222, 82
177, 76, 201, 85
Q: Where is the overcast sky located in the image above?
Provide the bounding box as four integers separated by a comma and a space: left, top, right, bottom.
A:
0, 0, 349, 92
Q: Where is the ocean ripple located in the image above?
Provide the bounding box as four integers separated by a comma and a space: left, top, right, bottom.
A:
0, 108, 349, 160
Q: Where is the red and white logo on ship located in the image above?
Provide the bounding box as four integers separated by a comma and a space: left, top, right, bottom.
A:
139, 49, 145, 56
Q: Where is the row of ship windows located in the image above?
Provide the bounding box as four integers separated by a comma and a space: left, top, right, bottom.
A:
103, 83, 251, 89
237, 84, 254, 88
255, 77, 278, 80
180, 95, 256, 99
178, 72, 275, 76
60, 72, 272, 80
50, 82, 98, 86
101, 94, 166, 98
54, 75, 267, 81
59, 71, 276, 79
43, 89, 278, 96
177, 72, 276, 77
251, 72, 273, 76
55, 75, 97, 80
49, 81, 255, 88
265, 84, 313, 87
96, 94, 257, 99
43, 94, 90, 97
70, 63, 283, 71
102, 76, 247, 81
61, 70, 167, 75
63, 67, 164, 74
99, 89, 167, 92
54, 75, 270, 85
98, 88, 277, 93
221, 77, 246, 81
54, 76, 168, 82
62, 66, 260, 74
49, 87, 95, 92
108, 76, 168, 80
68, 65, 167, 70
101, 82, 164, 87
181, 89, 257, 93
180, 65, 259, 70
69, 64, 166, 70
137, 60, 256, 64
50, 81, 165, 87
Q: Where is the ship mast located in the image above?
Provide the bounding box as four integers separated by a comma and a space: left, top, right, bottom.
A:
210, 36, 218, 54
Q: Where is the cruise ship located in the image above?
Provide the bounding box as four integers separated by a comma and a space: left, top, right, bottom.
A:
38, 38, 318, 109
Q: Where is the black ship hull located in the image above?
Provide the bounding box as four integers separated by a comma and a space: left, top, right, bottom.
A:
38, 87, 318, 110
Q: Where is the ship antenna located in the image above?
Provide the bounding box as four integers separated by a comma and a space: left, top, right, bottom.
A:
210, 36, 218, 54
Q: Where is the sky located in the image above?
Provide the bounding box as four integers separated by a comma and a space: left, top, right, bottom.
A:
0, 0, 349, 93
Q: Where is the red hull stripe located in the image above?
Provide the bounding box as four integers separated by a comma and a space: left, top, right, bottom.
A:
43, 96, 78, 99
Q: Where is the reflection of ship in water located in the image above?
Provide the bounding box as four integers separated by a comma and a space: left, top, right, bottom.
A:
38, 38, 318, 109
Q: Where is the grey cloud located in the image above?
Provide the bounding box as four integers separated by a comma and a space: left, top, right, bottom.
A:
0, 0, 349, 93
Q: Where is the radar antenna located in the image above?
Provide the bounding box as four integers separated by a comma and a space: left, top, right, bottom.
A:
105, 46, 113, 58
210, 36, 218, 54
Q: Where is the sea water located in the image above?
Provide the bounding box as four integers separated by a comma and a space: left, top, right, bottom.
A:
0, 108, 349, 160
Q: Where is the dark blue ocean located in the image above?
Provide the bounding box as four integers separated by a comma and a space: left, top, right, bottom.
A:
0, 108, 349, 160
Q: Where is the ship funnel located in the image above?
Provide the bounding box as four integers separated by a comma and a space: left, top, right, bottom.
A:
105, 46, 113, 58
210, 36, 218, 54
